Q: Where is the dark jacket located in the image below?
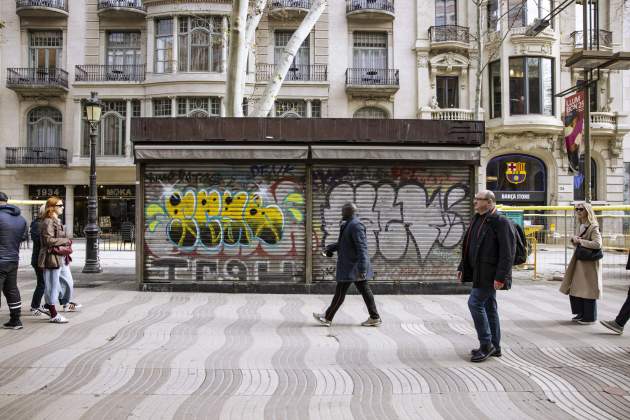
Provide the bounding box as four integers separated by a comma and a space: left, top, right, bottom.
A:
38, 217, 70, 269
326, 216, 374, 282
0, 204, 28, 267
30, 218, 42, 268
458, 209, 515, 290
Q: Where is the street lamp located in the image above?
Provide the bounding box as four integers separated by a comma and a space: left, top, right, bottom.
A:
83, 91, 103, 273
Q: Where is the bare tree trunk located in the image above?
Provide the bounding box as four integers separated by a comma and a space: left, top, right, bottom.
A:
251, 0, 327, 117
226, 0, 249, 117
246, 0, 268, 49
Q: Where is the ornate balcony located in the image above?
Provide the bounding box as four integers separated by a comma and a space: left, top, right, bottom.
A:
346, 0, 395, 21
430, 108, 474, 121
6, 67, 69, 97
345, 68, 399, 99
268, 0, 311, 19
590, 112, 617, 135
97, 0, 146, 18
255, 64, 327, 82
570, 30, 612, 50
15, 0, 68, 18
5, 147, 68, 167
429, 25, 470, 51
75, 64, 146, 82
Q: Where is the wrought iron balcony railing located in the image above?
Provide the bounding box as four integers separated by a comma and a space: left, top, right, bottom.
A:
75, 64, 146, 82
570, 30, 613, 49
6, 67, 69, 89
271, 0, 311, 9
15, 0, 67, 11
5, 147, 68, 166
429, 25, 470, 43
256, 64, 327, 82
346, 0, 394, 14
346, 68, 399, 86
98, 0, 145, 11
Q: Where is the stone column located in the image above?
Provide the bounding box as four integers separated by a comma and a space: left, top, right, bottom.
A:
221, 16, 229, 73
220, 96, 226, 117
306, 99, 313, 118
171, 96, 177, 118
416, 51, 430, 118
125, 99, 132, 158
72, 99, 83, 160
146, 18, 155, 75
172, 15, 179, 73
65, 184, 74, 237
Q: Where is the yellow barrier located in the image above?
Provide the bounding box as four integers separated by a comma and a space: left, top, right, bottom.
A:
498, 205, 630, 211
8, 200, 46, 205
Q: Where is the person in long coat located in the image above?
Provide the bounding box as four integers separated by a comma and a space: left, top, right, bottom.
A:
559, 202, 603, 324
599, 250, 630, 334
313, 202, 381, 327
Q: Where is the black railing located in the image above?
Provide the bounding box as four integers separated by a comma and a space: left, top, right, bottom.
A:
271, 0, 311, 9
6, 67, 69, 89
570, 30, 612, 49
97, 0, 146, 12
346, 0, 394, 14
256, 64, 327, 82
75, 64, 145, 82
6, 147, 68, 166
429, 25, 470, 43
346, 68, 399, 86
16, 0, 67, 11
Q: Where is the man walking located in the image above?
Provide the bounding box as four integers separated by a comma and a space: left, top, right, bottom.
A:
458, 190, 515, 362
313, 203, 381, 327
0, 192, 28, 330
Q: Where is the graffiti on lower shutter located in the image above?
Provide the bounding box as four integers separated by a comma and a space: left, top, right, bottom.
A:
144, 165, 305, 282
313, 165, 470, 282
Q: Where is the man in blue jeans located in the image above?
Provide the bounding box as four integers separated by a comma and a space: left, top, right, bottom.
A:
458, 190, 515, 362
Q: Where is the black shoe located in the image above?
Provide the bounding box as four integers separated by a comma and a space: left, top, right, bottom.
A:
572, 314, 583, 322
471, 347, 502, 357
471, 344, 496, 363
3, 319, 23, 330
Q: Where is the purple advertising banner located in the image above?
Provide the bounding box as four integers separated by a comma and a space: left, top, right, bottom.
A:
564, 91, 584, 173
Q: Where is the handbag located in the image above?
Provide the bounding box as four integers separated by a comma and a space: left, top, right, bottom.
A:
575, 227, 603, 261
51, 244, 73, 256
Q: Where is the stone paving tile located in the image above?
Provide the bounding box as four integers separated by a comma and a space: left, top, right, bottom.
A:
0, 277, 629, 419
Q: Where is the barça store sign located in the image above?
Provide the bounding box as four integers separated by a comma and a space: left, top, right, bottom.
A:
486, 154, 547, 204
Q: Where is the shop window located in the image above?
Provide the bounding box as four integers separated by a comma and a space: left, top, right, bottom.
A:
435, 0, 457, 26
275, 31, 310, 80
486, 154, 547, 204
152, 98, 172, 117
155, 18, 173, 73
27, 107, 62, 149
81, 101, 127, 157
353, 107, 388, 119
507, 0, 553, 29
436, 76, 459, 108
573, 157, 597, 201
73, 185, 135, 238
177, 97, 220, 117
509, 56, 554, 116
178, 16, 223, 72
489, 61, 501, 118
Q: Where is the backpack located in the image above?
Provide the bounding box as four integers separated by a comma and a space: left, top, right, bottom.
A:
512, 222, 528, 266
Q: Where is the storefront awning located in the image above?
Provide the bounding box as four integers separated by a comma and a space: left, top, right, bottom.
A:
310, 145, 479, 161
135, 145, 309, 161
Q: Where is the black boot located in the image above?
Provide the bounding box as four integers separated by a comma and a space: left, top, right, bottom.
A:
471, 343, 496, 363
3, 309, 23, 330
470, 346, 502, 357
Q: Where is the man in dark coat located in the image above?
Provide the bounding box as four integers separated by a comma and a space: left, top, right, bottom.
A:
458, 190, 515, 362
0, 192, 28, 330
599, 252, 630, 334
313, 203, 381, 327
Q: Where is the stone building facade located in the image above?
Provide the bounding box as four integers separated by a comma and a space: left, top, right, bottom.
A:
0, 0, 629, 237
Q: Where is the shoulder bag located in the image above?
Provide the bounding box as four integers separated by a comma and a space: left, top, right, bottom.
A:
575, 227, 603, 261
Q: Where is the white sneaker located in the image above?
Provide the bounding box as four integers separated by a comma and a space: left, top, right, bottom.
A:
63, 302, 82, 312
31, 307, 51, 317
49, 314, 69, 324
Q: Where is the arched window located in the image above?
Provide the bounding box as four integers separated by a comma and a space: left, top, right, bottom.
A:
27, 107, 62, 148
353, 107, 388, 119
82, 101, 126, 156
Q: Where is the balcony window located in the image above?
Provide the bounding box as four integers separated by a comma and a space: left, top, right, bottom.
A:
28, 107, 62, 149
275, 31, 310, 80
155, 18, 173, 73
509, 57, 554, 116
436, 76, 458, 108
152, 98, 172, 117
489, 60, 501, 118
353, 107, 388, 119
508, 0, 553, 29
177, 97, 220, 117
82, 101, 128, 157
275, 99, 321, 118
353, 32, 387, 70
178, 16, 223, 72
29, 31, 62, 69
487, 0, 500, 32
435, 0, 457, 26
107, 32, 142, 66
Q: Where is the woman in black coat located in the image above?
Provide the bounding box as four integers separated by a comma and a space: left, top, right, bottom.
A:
30, 205, 49, 317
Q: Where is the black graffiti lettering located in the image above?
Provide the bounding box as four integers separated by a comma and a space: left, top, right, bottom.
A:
196, 260, 218, 281
226, 260, 248, 281
152, 257, 188, 281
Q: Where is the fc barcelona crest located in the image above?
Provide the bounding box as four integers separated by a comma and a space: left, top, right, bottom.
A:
505, 162, 526, 184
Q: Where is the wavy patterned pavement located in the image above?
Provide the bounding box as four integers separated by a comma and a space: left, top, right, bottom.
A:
0, 279, 629, 420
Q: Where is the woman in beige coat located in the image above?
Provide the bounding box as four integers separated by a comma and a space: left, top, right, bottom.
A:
559, 203, 603, 324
